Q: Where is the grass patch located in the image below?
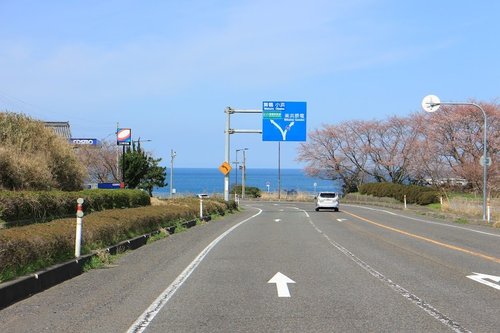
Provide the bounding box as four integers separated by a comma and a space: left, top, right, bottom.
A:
83, 255, 105, 272
0, 254, 72, 283
83, 250, 118, 272
173, 221, 189, 233
455, 217, 469, 224
147, 229, 169, 243
427, 203, 442, 210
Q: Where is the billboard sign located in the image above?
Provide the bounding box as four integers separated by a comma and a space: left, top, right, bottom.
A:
117, 128, 132, 145
262, 101, 306, 141
70, 138, 99, 146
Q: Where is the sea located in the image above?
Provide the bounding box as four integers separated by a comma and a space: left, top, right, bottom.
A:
153, 168, 341, 197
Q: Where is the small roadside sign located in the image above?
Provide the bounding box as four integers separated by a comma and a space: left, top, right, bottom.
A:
480, 155, 492, 167
218, 161, 232, 175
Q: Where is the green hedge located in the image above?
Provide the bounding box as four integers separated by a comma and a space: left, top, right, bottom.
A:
0, 198, 237, 282
0, 189, 151, 226
231, 185, 261, 198
358, 183, 439, 205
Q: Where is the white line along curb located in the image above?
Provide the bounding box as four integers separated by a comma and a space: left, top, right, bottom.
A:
127, 208, 263, 333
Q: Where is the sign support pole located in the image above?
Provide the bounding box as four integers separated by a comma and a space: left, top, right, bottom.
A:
122, 145, 125, 185
224, 107, 231, 201
222, 108, 261, 202
278, 142, 281, 200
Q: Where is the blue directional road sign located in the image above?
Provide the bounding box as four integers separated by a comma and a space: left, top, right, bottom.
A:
262, 101, 307, 141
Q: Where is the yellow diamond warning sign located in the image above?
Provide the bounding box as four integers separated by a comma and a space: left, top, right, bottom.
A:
218, 161, 232, 175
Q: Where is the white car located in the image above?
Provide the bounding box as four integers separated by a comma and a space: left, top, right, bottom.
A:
315, 192, 339, 212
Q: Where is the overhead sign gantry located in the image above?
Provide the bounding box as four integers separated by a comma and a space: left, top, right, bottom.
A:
223, 101, 307, 201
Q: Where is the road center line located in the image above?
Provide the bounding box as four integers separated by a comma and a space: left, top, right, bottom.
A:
343, 211, 500, 264
345, 204, 500, 238
300, 209, 471, 333
127, 208, 263, 333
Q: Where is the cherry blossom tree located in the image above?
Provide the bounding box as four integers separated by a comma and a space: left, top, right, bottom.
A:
297, 101, 499, 195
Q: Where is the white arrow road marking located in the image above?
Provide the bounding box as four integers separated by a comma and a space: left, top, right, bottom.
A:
336, 218, 347, 222
467, 272, 500, 291
268, 272, 295, 297
274, 219, 281, 222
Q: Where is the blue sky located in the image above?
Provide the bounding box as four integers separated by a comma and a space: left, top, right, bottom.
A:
0, 0, 498, 168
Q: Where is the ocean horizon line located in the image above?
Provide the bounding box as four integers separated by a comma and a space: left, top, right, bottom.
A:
153, 168, 340, 196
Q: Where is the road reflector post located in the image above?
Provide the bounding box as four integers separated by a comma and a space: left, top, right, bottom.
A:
404, 195, 407, 209
487, 198, 491, 223
75, 198, 84, 258
199, 196, 203, 219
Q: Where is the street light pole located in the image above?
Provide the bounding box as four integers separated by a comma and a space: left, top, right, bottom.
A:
234, 150, 240, 190
170, 149, 176, 199
235, 148, 248, 199
242, 149, 247, 199
422, 95, 489, 221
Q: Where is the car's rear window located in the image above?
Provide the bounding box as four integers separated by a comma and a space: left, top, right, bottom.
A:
319, 192, 337, 198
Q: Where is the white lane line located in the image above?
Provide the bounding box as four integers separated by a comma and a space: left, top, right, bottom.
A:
300, 208, 471, 333
345, 204, 500, 238
127, 208, 263, 333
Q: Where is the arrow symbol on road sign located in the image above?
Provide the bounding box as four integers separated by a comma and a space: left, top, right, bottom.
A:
467, 272, 500, 290
270, 119, 295, 140
268, 272, 295, 297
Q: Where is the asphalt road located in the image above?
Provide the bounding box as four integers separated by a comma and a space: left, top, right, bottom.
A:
1, 201, 499, 332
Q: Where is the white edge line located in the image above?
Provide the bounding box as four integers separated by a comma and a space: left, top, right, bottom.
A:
127, 208, 263, 333
344, 204, 500, 238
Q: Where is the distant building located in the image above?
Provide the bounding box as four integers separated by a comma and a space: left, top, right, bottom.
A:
425, 177, 468, 186
44, 121, 72, 139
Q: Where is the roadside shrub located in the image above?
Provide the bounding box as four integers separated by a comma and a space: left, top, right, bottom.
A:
0, 189, 151, 226
231, 185, 261, 198
0, 198, 236, 282
359, 182, 439, 205
0, 112, 86, 190
417, 191, 439, 205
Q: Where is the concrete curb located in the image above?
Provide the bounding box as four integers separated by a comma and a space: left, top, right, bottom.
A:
0, 216, 211, 310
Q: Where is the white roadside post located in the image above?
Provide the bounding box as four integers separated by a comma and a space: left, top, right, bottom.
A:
199, 195, 203, 219
487, 198, 491, 222
75, 198, 84, 258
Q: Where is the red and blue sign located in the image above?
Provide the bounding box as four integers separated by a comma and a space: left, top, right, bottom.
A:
117, 128, 132, 146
